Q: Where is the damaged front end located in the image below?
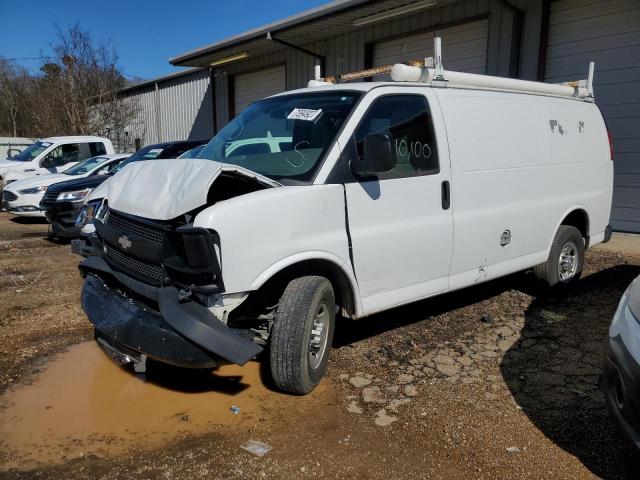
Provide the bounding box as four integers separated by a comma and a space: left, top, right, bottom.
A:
79, 160, 279, 370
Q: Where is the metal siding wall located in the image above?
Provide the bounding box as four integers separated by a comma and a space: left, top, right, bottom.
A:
545, 0, 640, 232
325, 0, 490, 76
211, 1, 494, 124
233, 66, 286, 115
157, 69, 214, 143
371, 18, 489, 79
121, 69, 214, 150
211, 0, 565, 131
122, 86, 157, 151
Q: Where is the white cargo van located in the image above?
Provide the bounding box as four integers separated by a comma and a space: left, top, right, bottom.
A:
0, 136, 114, 187
77, 41, 612, 394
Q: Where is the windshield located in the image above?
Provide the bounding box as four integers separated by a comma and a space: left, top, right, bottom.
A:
197, 91, 362, 182
9, 141, 52, 162
178, 145, 205, 159
63, 156, 109, 175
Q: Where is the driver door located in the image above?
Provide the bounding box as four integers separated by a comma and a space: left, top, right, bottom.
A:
341, 88, 453, 315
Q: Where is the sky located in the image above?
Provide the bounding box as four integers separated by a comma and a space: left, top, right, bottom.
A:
0, 0, 330, 80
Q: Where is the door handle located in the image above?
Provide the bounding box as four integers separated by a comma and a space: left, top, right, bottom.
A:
441, 180, 450, 210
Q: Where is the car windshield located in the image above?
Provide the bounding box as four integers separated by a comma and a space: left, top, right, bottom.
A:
196, 91, 362, 182
9, 141, 52, 162
178, 145, 205, 159
63, 156, 109, 175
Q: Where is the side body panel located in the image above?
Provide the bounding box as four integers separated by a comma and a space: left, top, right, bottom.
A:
437, 88, 612, 290
193, 185, 360, 314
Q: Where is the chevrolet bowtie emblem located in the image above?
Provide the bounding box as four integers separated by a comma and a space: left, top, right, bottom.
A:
118, 235, 132, 250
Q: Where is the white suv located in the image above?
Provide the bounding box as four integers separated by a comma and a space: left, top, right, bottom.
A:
0, 136, 115, 188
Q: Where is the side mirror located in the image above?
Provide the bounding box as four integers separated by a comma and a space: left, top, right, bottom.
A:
40, 155, 55, 168
351, 133, 396, 176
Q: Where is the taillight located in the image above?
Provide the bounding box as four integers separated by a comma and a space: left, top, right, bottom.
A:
607, 129, 614, 161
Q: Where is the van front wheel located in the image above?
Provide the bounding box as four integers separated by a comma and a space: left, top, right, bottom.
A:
534, 225, 584, 287
270, 276, 335, 394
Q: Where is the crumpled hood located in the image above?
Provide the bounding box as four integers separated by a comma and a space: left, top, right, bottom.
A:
104, 159, 280, 220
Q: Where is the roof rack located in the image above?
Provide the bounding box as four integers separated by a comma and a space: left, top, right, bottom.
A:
308, 37, 595, 101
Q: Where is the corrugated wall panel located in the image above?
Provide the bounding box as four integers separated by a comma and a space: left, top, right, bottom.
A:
233, 65, 286, 115
121, 69, 213, 150
208, 0, 558, 131
157, 69, 213, 143
371, 18, 489, 80
545, 0, 640, 232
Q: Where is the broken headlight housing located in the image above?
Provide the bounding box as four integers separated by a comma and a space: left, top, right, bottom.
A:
76, 199, 109, 228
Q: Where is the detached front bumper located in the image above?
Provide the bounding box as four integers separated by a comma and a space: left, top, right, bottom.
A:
603, 295, 640, 450
81, 259, 263, 369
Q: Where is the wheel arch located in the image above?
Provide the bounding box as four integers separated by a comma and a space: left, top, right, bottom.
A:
250, 253, 362, 318
546, 206, 589, 250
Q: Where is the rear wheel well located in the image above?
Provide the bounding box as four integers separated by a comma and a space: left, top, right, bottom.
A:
561, 209, 589, 244
242, 260, 356, 319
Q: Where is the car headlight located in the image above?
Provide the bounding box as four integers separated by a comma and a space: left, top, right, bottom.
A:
57, 188, 92, 202
5, 179, 17, 185
17, 185, 47, 195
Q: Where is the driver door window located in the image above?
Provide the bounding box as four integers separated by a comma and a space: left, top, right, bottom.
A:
45, 143, 80, 167
353, 95, 439, 179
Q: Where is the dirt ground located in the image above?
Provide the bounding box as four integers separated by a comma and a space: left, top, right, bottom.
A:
1, 211, 639, 479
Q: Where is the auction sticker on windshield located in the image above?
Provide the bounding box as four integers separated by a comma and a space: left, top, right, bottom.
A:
287, 108, 322, 122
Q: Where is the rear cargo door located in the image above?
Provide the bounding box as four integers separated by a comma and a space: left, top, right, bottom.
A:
340, 88, 453, 315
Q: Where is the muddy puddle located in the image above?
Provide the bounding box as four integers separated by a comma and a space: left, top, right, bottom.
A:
0, 341, 330, 470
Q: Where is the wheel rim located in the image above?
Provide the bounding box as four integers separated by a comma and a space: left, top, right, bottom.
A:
558, 241, 579, 281
308, 301, 330, 370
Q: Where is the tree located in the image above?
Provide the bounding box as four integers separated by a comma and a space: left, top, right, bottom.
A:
0, 24, 139, 146
0, 60, 31, 137
35, 23, 140, 139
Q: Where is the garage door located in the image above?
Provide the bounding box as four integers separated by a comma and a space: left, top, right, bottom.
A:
372, 19, 489, 79
233, 65, 286, 117
545, 0, 640, 232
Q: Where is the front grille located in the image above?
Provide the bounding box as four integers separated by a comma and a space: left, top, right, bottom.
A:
101, 210, 168, 286
2, 190, 17, 202
107, 211, 164, 247
41, 190, 58, 205
105, 245, 167, 286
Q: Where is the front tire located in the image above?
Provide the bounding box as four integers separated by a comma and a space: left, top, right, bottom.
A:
533, 225, 584, 287
270, 276, 335, 394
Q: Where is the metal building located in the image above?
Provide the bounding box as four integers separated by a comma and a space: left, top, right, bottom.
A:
123, 0, 639, 232
117, 68, 214, 151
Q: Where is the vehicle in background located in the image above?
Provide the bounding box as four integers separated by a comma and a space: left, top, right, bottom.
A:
2, 154, 129, 218
76, 44, 612, 394
0, 136, 115, 188
178, 143, 207, 159
44, 140, 204, 238
604, 275, 640, 451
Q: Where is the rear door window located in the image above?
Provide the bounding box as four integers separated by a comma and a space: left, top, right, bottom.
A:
89, 142, 107, 156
